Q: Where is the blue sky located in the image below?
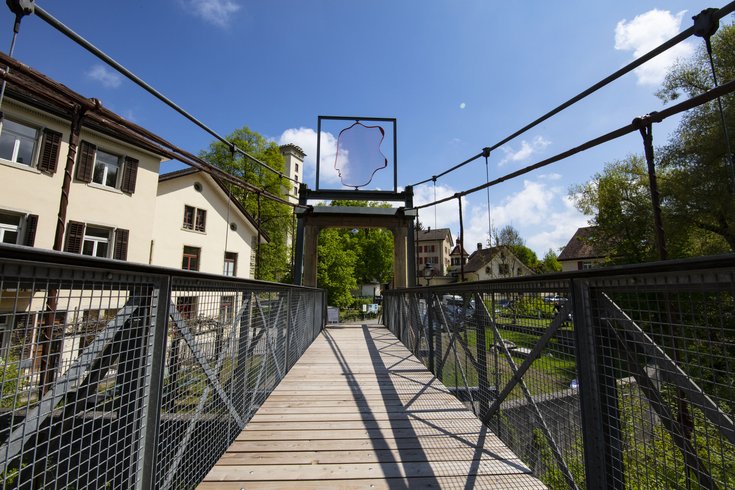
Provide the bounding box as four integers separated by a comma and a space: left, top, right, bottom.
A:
0, 0, 721, 256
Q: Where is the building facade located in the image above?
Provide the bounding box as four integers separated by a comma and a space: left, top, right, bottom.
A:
152, 168, 265, 278
558, 226, 606, 272
0, 96, 166, 262
416, 227, 453, 279
462, 245, 535, 282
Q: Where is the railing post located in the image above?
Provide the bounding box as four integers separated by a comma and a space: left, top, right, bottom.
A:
140, 277, 171, 490
426, 291, 434, 374
284, 290, 292, 371
475, 293, 490, 421
571, 278, 624, 489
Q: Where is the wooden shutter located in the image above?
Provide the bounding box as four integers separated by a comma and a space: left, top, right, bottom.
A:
113, 228, 129, 261
121, 156, 138, 194
23, 214, 38, 246
76, 141, 96, 183
64, 221, 85, 254
37, 129, 62, 174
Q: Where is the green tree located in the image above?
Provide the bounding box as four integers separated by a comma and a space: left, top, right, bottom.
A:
317, 228, 358, 307
655, 20, 735, 251
315, 200, 395, 306
200, 126, 292, 282
570, 155, 658, 264
540, 248, 562, 273
492, 224, 540, 271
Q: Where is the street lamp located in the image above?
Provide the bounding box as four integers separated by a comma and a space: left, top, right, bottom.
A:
424, 262, 433, 286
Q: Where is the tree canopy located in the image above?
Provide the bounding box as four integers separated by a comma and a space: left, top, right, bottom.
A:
200, 126, 292, 282
570, 22, 735, 264
316, 201, 394, 307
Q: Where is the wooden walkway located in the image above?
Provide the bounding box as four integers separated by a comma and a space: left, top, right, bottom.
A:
198, 323, 545, 489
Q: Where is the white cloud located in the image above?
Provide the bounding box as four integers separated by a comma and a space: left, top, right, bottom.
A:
180, 0, 240, 28
413, 183, 462, 236
459, 102, 466, 109
499, 136, 551, 165
279, 127, 341, 185
461, 179, 587, 257
87, 65, 122, 89
615, 9, 694, 86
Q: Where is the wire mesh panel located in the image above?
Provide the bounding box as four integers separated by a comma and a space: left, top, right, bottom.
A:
153, 279, 326, 489
586, 268, 735, 489
0, 247, 326, 490
0, 257, 163, 490
384, 257, 735, 489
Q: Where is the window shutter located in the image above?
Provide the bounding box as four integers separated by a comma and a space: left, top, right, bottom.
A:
121, 156, 138, 194
38, 129, 62, 174
76, 141, 96, 183
65, 221, 85, 254
114, 228, 129, 261
24, 214, 38, 246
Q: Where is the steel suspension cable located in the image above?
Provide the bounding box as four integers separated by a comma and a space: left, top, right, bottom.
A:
411, 77, 735, 211
694, 8, 735, 194
409, 1, 735, 188
30, 3, 298, 185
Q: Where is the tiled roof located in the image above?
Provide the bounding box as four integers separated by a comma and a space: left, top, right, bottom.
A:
558, 227, 604, 261
464, 247, 502, 273
416, 228, 453, 243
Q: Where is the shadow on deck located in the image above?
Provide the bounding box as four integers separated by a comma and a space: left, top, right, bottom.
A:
199, 323, 544, 489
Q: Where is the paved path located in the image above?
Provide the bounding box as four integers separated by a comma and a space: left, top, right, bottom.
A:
199, 324, 545, 489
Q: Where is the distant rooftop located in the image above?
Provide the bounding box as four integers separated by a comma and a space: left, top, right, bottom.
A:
558, 226, 604, 261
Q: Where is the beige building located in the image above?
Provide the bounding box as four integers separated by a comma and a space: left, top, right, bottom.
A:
0, 95, 166, 262
558, 226, 605, 272
152, 168, 266, 278
462, 245, 535, 282
280, 144, 305, 204
416, 227, 454, 281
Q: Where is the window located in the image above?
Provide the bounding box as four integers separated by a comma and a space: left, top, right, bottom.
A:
498, 263, 510, 275
92, 149, 121, 188
223, 252, 237, 276
579, 261, 595, 270
183, 206, 207, 232
0, 118, 62, 172
220, 296, 234, 323
0, 213, 21, 244
182, 246, 200, 271
82, 226, 110, 258
176, 296, 197, 320
76, 141, 138, 193
0, 118, 38, 165
295, 163, 299, 172
64, 221, 128, 260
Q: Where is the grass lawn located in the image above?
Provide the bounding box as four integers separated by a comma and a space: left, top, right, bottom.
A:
434, 326, 577, 400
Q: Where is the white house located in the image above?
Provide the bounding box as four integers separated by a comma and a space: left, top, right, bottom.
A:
462, 245, 535, 282
152, 168, 267, 278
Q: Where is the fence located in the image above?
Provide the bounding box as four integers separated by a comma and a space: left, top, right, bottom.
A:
383, 255, 735, 489
0, 244, 325, 489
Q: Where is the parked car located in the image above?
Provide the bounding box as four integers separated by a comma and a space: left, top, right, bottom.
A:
544, 296, 569, 304
442, 295, 475, 321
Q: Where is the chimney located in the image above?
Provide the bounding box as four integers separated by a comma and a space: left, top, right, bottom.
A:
477, 242, 482, 251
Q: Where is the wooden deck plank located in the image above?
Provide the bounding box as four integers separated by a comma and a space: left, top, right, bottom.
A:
199, 323, 545, 489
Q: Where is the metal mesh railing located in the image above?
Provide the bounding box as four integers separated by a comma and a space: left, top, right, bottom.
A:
0, 245, 325, 489
384, 255, 735, 489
